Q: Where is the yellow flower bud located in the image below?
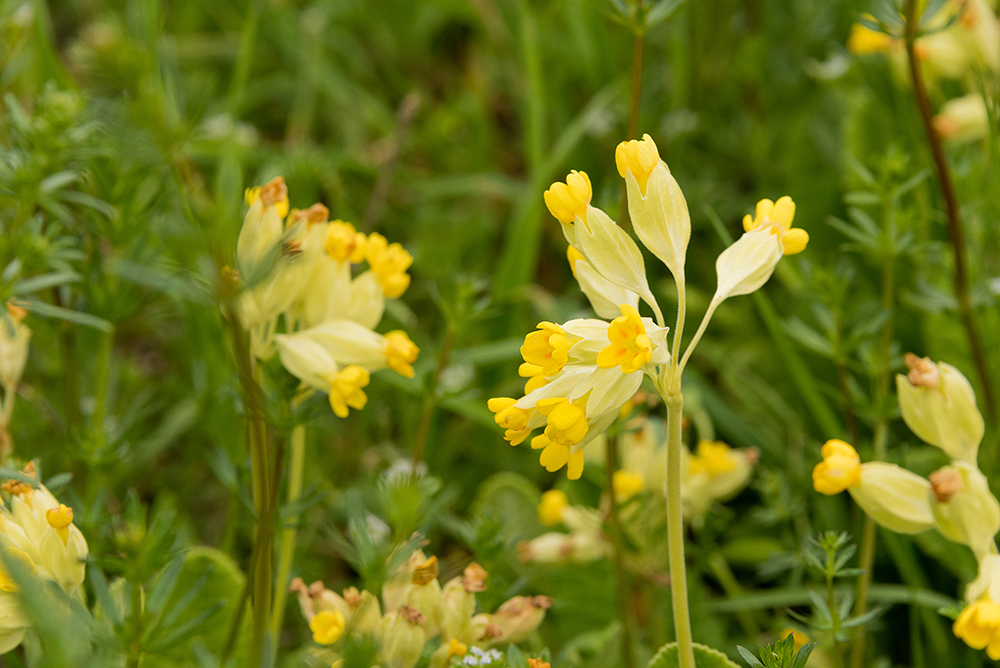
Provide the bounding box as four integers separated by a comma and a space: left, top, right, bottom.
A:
366, 233, 413, 299
954, 600, 1000, 659
327, 365, 370, 418
521, 322, 576, 377
847, 20, 896, 55
326, 220, 367, 263
310, 609, 346, 645
384, 331, 419, 379
238, 176, 288, 272
742, 196, 808, 255
376, 605, 427, 668
543, 171, 592, 224
812, 440, 862, 495
537, 489, 568, 526
615, 134, 661, 195
488, 398, 534, 446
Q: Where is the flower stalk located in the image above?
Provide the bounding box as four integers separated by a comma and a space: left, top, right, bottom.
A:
604, 434, 636, 668
664, 391, 695, 668
271, 422, 307, 642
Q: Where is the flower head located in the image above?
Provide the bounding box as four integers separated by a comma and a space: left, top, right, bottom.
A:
597, 304, 652, 374
522, 322, 576, 377
326, 220, 367, 263
955, 600, 1000, 658
385, 331, 419, 378
812, 439, 861, 495
742, 196, 808, 255
310, 609, 346, 645
328, 366, 370, 418
543, 171, 592, 224
615, 134, 661, 195
366, 233, 413, 298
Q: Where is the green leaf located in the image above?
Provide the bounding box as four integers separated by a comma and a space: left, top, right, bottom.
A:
647, 642, 740, 668
736, 646, 766, 668
22, 298, 114, 332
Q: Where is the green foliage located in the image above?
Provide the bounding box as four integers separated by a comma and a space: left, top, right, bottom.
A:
647, 642, 740, 668
736, 633, 817, 668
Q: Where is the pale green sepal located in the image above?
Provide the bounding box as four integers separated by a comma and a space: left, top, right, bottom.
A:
576, 205, 651, 302
896, 362, 984, 463
848, 462, 935, 534
625, 162, 690, 282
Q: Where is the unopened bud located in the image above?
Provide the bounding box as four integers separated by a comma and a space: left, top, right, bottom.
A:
931, 462, 1000, 560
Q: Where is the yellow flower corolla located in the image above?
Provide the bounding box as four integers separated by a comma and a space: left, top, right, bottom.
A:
45, 504, 73, 545
328, 365, 370, 418
366, 233, 413, 298
538, 489, 569, 526
244, 176, 290, 218
689, 441, 737, 476
612, 470, 645, 500
847, 20, 895, 55
543, 171, 592, 224
521, 322, 577, 377
310, 609, 346, 645
812, 439, 862, 495
615, 134, 661, 195
531, 398, 589, 479
487, 398, 533, 446
326, 220, 367, 263
955, 600, 1000, 659
384, 331, 419, 379
518, 362, 548, 394
743, 196, 808, 255
448, 637, 468, 658
596, 304, 652, 374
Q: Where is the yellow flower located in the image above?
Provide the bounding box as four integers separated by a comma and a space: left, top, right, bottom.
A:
366, 233, 413, 298
597, 304, 652, 374
326, 220, 367, 263
447, 637, 468, 658
544, 171, 592, 224
612, 470, 645, 500
847, 20, 895, 55
538, 489, 569, 526
328, 366, 370, 418
615, 134, 661, 195
742, 196, 808, 255
693, 441, 737, 476
487, 397, 533, 446
384, 331, 419, 378
780, 628, 811, 651
0, 548, 36, 593
518, 362, 549, 394
954, 600, 1000, 658
812, 439, 861, 495
522, 322, 577, 377
310, 609, 346, 645
45, 504, 73, 545
532, 399, 588, 479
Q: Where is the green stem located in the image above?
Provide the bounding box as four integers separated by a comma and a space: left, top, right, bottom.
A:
271, 423, 306, 643
678, 299, 720, 374
248, 362, 273, 667
604, 434, 636, 668
827, 558, 846, 668
670, 277, 686, 368
664, 392, 695, 668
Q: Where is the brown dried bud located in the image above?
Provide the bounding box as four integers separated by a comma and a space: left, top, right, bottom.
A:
343, 586, 362, 608
5, 302, 28, 322
412, 555, 439, 585
905, 353, 940, 390
930, 468, 964, 503
482, 622, 503, 640
288, 203, 329, 226
530, 595, 553, 609
260, 176, 288, 207
462, 562, 488, 593
399, 604, 426, 625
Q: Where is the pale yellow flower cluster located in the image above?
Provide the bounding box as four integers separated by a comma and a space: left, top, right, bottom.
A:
490, 135, 806, 479
235, 177, 419, 417
812, 354, 1000, 656
520, 419, 757, 564
0, 463, 88, 653
291, 551, 550, 668
847, 1, 999, 142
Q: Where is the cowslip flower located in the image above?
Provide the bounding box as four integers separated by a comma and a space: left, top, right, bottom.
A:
234, 177, 419, 418
896, 353, 984, 463
929, 461, 1000, 560
955, 555, 1000, 657
682, 440, 757, 528
0, 463, 89, 653
812, 440, 936, 534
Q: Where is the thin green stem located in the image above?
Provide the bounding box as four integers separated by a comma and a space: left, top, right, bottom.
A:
827, 555, 846, 668
678, 299, 720, 375
619, 21, 646, 227
664, 392, 695, 668
248, 362, 273, 667
670, 277, 686, 371
604, 434, 636, 668
413, 327, 455, 467
271, 423, 306, 645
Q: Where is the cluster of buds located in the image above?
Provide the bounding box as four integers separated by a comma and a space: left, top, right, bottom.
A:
521, 417, 757, 564
0, 302, 31, 457
0, 462, 88, 653
489, 134, 806, 478
847, 1, 999, 142
234, 177, 419, 417
291, 550, 551, 668
812, 355, 1000, 656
